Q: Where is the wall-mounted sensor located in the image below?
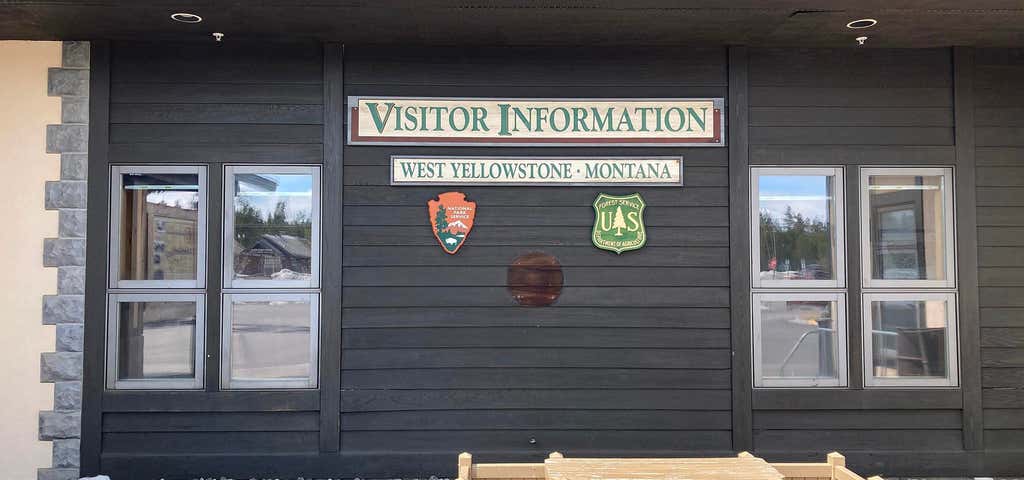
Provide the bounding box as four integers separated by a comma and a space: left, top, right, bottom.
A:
213, 32, 225, 42
856, 36, 868, 45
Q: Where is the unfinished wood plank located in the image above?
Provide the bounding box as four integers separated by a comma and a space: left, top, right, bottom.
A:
458, 452, 472, 480
545, 457, 784, 480
472, 463, 545, 479
769, 462, 831, 478
833, 465, 867, 480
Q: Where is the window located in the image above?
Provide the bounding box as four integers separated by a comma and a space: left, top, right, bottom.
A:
221, 165, 322, 390
108, 165, 207, 289
862, 293, 958, 387
220, 293, 319, 389
861, 168, 955, 289
105, 293, 205, 389
106, 166, 208, 390
860, 167, 958, 387
753, 293, 847, 387
750, 167, 848, 388
751, 167, 845, 288
223, 166, 320, 289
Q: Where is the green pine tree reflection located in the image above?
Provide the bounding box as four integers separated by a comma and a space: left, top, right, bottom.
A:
760, 206, 832, 279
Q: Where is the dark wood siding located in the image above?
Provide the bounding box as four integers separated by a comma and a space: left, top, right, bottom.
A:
82, 43, 1024, 479
340, 46, 733, 459
107, 41, 324, 165
747, 48, 966, 468
94, 40, 328, 477
976, 48, 1024, 452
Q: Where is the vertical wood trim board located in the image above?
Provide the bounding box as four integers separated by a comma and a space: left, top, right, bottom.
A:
954, 46, 984, 451
319, 42, 345, 453
80, 39, 111, 476
728, 45, 753, 452
205, 166, 223, 394
846, 169, 864, 390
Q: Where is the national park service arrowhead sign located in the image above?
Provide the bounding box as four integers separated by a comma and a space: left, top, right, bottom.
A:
428, 192, 477, 254
592, 193, 647, 254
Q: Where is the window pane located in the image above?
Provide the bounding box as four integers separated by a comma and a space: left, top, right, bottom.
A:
867, 174, 948, 281
231, 173, 314, 282
757, 174, 837, 282
869, 299, 949, 378
117, 301, 196, 380
228, 297, 313, 385
758, 298, 839, 382
118, 173, 200, 281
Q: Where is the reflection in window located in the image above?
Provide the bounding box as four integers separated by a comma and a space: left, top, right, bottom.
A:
754, 295, 844, 387
118, 173, 199, 281
223, 295, 317, 388
115, 300, 197, 382
231, 172, 314, 283
869, 298, 949, 379
755, 170, 841, 285
867, 174, 948, 282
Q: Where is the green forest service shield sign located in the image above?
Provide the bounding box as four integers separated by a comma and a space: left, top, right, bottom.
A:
592, 193, 647, 254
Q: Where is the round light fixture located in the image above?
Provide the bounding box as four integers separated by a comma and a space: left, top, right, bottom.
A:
170, 12, 203, 24
846, 18, 877, 29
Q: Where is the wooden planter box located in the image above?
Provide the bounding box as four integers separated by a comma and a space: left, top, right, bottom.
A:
455, 451, 884, 480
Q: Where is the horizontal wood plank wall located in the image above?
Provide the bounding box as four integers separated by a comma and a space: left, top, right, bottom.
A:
747, 48, 966, 474
340, 46, 733, 466
106, 41, 325, 165
89, 43, 1024, 479
97, 40, 326, 477
975, 48, 1024, 453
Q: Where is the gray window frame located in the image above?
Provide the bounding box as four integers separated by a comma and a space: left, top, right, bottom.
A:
220, 164, 323, 391
752, 292, 849, 388
861, 291, 960, 388
750, 166, 847, 289
107, 165, 208, 290
219, 292, 321, 390
104, 292, 206, 390
859, 167, 957, 290
222, 165, 322, 290
859, 167, 960, 389
749, 166, 850, 389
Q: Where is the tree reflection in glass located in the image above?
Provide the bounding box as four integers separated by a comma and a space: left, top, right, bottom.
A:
758, 175, 836, 282
231, 173, 314, 282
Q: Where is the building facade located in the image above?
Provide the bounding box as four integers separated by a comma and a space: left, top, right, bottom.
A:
4, 5, 1024, 480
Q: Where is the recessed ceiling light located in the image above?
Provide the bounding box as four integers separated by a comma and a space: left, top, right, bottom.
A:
170, 12, 203, 24
846, 18, 877, 29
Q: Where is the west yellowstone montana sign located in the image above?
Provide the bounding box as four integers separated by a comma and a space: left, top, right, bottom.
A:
390, 156, 683, 186
348, 97, 725, 146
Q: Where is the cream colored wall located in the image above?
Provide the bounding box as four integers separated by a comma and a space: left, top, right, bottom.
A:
0, 41, 61, 478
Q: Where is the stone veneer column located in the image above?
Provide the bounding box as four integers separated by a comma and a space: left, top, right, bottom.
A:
38, 41, 89, 480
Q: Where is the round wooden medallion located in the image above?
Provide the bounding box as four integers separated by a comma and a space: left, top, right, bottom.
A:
507, 252, 563, 307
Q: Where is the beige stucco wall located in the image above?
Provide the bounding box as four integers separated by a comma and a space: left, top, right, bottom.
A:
0, 41, 61, 479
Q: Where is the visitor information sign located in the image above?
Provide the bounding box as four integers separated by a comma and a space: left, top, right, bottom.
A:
390, 156, 683, 186
348, 97, 724, 146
